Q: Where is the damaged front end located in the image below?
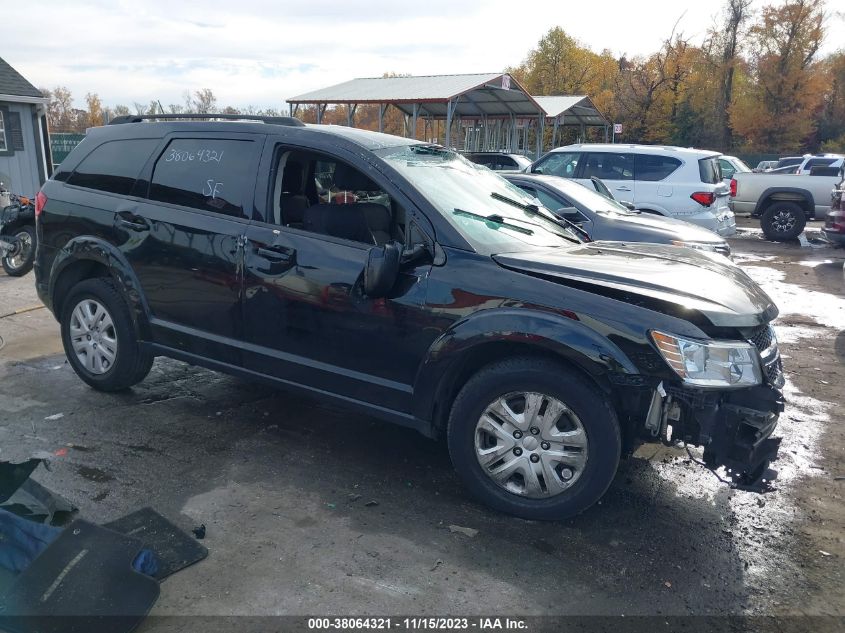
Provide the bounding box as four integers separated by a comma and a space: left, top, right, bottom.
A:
642, 324, 785, 491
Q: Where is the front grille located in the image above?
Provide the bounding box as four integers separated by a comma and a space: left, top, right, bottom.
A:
766, 356, 784, 385
749, 325, 773, 352
748, 325, 784, 388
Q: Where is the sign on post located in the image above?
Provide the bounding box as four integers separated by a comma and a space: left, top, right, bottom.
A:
612, 123, 623, 143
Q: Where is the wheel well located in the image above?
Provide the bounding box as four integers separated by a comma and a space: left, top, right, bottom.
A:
52, 259, 111, 317
431, 342, 609, 435
760, 194, 811, 215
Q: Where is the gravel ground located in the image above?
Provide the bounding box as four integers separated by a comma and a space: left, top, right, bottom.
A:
0, 218, 842, 630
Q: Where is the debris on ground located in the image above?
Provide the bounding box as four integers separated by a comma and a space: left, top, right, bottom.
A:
192, 524, 206, 539
448, 525, 479, 538
364, 500, 379, 507
430, 559, 443, 572
43, 413, 64, 421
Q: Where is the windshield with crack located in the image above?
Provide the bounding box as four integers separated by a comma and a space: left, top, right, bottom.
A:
376, 145, 580, 253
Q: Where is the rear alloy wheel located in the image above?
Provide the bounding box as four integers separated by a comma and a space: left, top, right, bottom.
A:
448, 358, 621, 520
60, 278, 154, 391
2, 225, 35, 277
761, 202, 806, 241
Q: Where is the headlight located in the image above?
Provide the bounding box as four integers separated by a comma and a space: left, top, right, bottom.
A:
651, 331, 762, 388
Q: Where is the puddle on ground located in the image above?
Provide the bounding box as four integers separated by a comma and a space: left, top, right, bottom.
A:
741, 266, 845, 343
76, 465, 115, 482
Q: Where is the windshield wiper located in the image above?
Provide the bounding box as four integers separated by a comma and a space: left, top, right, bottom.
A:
490, 192, 585, 242
453, 208, 534, 235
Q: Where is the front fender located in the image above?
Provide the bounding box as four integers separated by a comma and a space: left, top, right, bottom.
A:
412, 308, 639, 423
49, 236, 151, 339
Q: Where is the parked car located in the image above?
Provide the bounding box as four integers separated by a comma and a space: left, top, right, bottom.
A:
463, 152, 532, 173
775, 156, 806, 170
35, 115, 784, 519
731, 159, 843, 240
795, 154, 843, 175
718, 156, 751, 182
528, 144, 736, 236
504, 174, 730, 256
754, 160, 778, 172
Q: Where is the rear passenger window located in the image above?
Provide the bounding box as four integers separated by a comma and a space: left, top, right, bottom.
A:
580, 153, 633, 180
635, 154, 682, 181
149, 139, 255, 218
67, 139, 159, 195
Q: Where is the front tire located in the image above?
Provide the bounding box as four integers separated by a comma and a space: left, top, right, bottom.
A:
2, 225, 35, 276
447, 358, 621, 520
60, 278, 153, 391
761, 202, 806, 241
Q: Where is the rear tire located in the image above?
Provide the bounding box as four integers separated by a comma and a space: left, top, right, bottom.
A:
60, 278, 153, 391
447, 357, 621, 520
2, 225, 35, 277
761, 202, 806, 241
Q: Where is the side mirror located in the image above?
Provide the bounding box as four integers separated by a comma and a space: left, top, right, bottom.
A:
364, 242, 400, 298
400, 243, 429, 265
557, 206, 581, 219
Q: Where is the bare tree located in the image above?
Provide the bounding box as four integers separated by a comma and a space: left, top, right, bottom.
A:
191, 88, 217, 114
719, 0, 754, 148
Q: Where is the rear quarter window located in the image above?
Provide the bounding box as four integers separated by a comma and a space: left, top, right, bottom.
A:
698, 157, 722, 184
634, 154, 682, 181
66, 139, 160, 195
148, 139, 256, 218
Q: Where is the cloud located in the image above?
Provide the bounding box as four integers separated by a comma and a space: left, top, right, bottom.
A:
5, 0, 844, 110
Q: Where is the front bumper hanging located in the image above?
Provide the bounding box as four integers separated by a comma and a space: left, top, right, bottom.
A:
651, 383, 784, 491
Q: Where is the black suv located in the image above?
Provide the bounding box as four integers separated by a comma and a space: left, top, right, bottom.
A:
34, 115, 785, 519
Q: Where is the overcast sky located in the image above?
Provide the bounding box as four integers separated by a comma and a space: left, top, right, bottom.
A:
6, 0, 844, 110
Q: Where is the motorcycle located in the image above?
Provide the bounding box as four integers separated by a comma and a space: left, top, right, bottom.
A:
0, 183, 36, 277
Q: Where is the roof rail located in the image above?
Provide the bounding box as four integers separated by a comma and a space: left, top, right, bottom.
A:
108, 113, 305, 127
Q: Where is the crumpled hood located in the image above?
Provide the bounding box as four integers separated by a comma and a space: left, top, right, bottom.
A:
493, 241, 778, 327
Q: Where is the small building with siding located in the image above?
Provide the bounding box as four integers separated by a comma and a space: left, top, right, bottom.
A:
0, 57, 51, 197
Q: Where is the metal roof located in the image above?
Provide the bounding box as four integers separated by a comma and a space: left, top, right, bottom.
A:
531, 96, 608, 126
287, 75, 608, 126
288, 73, 545, 119
0, 57, 44, 100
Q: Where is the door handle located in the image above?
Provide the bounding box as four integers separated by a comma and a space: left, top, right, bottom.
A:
616, 186, 632, 192
116, 211, 149, 231
257, 246, 293, 263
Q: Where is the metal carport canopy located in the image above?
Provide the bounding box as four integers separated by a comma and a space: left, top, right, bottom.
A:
531, 95, 608, 127
287, 73, 544, 119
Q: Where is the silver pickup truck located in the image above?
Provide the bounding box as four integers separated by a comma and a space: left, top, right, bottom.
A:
730, 159, 843, 241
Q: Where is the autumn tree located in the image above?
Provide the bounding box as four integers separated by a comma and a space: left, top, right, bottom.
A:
714, 0, 754, 148
731, 0, 827, 151
42, 86, 79, 131
85, 93, 104, 127
818, 52, 845, 150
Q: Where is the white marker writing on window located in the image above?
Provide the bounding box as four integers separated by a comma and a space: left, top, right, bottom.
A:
204, 180, 223, 199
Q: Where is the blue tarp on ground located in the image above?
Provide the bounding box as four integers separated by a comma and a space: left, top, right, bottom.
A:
0, 508, 62, 573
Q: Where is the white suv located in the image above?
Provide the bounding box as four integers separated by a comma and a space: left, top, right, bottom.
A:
528, 144, 736, 236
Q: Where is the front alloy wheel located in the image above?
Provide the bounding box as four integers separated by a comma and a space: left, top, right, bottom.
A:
475, 392, 588, 498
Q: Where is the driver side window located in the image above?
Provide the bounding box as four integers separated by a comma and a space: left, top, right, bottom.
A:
269, 147, 407, 246
533, 152, 581, 178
